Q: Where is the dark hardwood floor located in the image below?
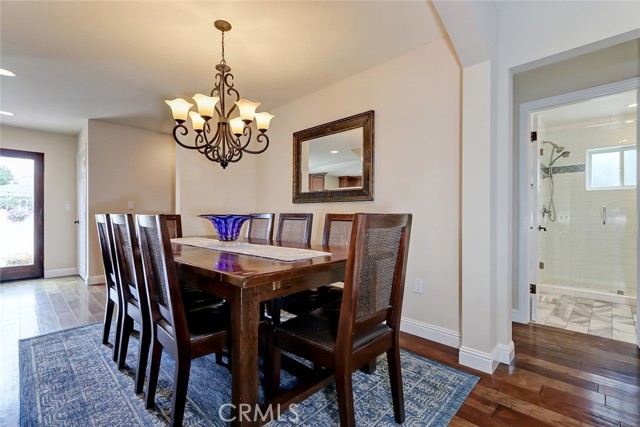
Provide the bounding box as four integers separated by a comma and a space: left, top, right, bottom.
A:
1, 276, 639, 426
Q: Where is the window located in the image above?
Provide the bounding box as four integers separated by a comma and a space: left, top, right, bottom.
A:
587, 145, 636, 190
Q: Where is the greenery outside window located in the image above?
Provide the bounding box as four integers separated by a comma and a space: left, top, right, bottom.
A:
586, 145, 636, 190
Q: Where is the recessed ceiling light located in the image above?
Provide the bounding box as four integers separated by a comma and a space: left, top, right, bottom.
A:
0, 68, 16, 77
330, 150, 339, 154
0, 111, 15, 116
629, 103, 638, 108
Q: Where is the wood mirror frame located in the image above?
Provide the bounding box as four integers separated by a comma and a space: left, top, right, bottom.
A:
293, 110, 374, 203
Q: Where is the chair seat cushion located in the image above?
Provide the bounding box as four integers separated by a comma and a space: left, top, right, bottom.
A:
280, 285, 343, 315
187, 301, 229, 336
275, 302, 391, 353
182, 285, 225, 309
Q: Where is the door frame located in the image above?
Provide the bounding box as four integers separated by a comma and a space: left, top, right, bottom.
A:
517, 77, 640, 325
0, 148, 44, 281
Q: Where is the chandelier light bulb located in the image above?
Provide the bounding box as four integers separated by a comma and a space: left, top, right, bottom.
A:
235, 99, 260, 123
165, 98, 193, 123
230, 117, 245, 136
189, 111, 206, 132
192, 94, 220, 120
254, 112, 275, 132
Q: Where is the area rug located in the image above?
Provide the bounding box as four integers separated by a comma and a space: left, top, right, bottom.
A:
20, 323, 478, 426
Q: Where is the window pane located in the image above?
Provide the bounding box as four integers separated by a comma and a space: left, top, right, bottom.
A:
623, 149, 636, 186
590, 151, 621, 188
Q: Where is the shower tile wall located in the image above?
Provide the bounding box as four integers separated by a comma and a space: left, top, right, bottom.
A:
538, 117, 637, 297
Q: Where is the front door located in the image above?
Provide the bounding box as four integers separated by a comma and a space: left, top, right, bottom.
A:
0, 148, 44, 281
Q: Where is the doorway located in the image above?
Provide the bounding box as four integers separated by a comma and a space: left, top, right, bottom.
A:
519, 78, 639, 346
0, 148, 44, 281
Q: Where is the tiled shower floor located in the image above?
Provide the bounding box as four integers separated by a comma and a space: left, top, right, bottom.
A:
534, 291, 637, 344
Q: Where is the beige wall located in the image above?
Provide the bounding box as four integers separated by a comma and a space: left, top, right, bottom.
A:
175, 145, 260, 237
253, 39, 462, 337
86, 120, 175, 282
0, 125, 77, 276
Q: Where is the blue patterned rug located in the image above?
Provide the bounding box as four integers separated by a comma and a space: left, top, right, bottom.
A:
20, 323, 478, 426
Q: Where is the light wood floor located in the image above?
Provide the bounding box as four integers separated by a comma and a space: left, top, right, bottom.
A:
2, 276, 639, 426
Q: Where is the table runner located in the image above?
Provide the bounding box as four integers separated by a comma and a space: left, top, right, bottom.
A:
171, 237, 332, 262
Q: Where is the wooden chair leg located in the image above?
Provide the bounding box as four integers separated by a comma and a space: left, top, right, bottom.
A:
134, 322, 151, 394
170, 357, 191, 427
117, 316, 133, 370
102, 297, 114, 345
386, 346, 405, 423
269, 299, 282, 326
359, 359, 377, 374
335, 365, 355, 427
112, 304, 123, 362
145, 339, 162, 410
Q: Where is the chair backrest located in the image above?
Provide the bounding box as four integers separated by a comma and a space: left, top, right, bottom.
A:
110, 213, 148, 314
276, 213, 313, 244
246, 213, 275, 240
95, 214, 118, 291
322, 213, 354, 247
337, 213, 412, 348
164, 214, 183, 238
136, 214, 188, 346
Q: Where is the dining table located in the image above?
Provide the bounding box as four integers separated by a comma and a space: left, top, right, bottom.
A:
170, 237, 348, 427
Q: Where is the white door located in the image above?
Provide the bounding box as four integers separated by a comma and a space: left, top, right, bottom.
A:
76, 149, 87, 281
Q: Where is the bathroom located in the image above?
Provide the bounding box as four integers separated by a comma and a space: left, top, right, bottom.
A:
534, 89, 637, 343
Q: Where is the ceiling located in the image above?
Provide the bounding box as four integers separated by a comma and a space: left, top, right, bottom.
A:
0, 1, 446, 135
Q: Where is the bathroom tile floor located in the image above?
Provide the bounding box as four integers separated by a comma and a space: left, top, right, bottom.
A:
535, 291, 638, 344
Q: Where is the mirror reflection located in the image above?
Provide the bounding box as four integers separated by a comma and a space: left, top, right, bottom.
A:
301, 128, 363, 192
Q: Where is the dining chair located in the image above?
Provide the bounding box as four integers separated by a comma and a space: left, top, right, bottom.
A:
136, 214, 231, 427
275, 213, 313, 244
278, 213, 351, 316
95, 214, 122, 362
270, 213, 412, 426
109, 213, 151, 394
165, 214, 183, 238
245, 212, 275, 240
165, 213, 224, 309
268, 213, 313, 325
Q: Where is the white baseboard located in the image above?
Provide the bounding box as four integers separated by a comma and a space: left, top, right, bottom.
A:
400, 317, 461, 348
44, 268, 78, 279
512, 308, 528, 324
498, 341, 515, 364
459, 345, 499, 374
86, 275, 105, 286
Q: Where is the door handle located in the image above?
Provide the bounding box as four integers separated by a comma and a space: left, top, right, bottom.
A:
538, 225, 547, 231
602, 206, 606, 225
74, 220, 80, 224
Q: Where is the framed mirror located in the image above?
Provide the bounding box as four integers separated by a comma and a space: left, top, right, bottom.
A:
293, 110, 374, 203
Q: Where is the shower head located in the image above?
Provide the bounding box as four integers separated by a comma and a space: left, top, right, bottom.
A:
549, 150, 571, 166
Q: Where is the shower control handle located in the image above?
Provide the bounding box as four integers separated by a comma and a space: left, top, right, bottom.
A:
602, 206, 606, 225
538, 225, 547, 232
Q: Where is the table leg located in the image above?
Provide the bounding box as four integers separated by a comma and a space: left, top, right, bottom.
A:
230, 287, 261, 427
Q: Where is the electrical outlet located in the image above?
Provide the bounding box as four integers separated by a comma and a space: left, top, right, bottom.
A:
128, 201, 135, 210
414, 278, 424, 294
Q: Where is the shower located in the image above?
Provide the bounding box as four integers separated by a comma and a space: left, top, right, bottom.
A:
541, 140, 571, 222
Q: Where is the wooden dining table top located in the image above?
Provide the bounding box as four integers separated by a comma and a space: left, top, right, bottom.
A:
171, 237, 349, 288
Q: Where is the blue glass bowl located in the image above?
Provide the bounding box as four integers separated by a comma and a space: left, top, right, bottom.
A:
198, 214, 254, 242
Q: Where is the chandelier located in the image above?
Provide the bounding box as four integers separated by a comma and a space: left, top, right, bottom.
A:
165, 20, 274, 169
